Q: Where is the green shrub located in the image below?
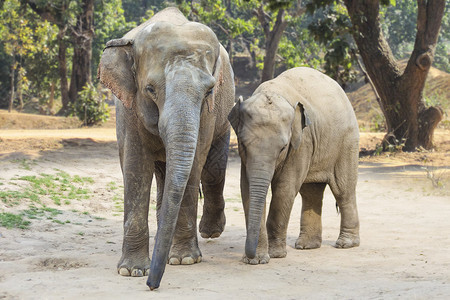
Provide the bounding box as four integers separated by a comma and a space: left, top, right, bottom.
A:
69, 83, 109, 126
0, 212, 31, 229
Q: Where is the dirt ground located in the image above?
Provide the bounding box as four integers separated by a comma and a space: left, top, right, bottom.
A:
0, 124, 449, 299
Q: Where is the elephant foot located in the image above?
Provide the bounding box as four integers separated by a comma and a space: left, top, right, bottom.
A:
242, 252, 270, 265
295, 234, 322, 250
199, 211, 226, 239
117, 255, 150, 277
168, 243, 202, 265
269, 244, 287, 258
335, 232, 360, 248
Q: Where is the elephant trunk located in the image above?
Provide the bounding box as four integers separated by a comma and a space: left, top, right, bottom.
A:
245, 167, 272, 259
147, 92, 201, 290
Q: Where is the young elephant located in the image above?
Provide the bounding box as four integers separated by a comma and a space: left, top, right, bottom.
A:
98, 8, 235, 289
229, 67, 360, 264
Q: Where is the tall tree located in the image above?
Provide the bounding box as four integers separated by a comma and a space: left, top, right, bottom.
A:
67, 0, 94, 104
0, 0, 36, 112
343, 0, 445, 150
254, 0, 305, 83
25, 0, 76, 111
26, 0, 94, 112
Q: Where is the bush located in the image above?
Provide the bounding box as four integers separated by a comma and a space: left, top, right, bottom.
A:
69, 83, 109, 126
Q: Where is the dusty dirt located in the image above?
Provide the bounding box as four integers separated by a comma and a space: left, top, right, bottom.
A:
0, 122, 449, 299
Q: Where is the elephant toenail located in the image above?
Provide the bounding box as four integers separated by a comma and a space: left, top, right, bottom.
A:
118, 267, 131, 276
169, 257, 180, 265
131, 269, 143, 277
181, 257, 195, 265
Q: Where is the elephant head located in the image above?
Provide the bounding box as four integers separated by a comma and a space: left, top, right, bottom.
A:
98, 21, 224, 290
228, 94, 310, 259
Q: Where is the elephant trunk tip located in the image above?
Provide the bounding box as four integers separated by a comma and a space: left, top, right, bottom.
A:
147, 278, 160, 291
147, 259, 165, 291
245, 237, 258, 259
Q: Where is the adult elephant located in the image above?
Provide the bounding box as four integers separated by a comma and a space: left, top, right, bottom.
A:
98, 7, 235, 290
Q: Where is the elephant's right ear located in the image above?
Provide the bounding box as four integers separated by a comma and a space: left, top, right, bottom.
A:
228, 96, 243, 135
97, 39, 136, 109
291, 101, 311, 150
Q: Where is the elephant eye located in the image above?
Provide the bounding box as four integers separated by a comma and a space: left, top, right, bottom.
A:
280, 144, 287, 153
146, 85, 156, 95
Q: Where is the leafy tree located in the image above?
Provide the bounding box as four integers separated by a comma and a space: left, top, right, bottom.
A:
0, 0, 57, 112
69, 82, 109, 125
177, 0, 256, 66
25, 0, 80, 112
341, 0, 446, 150
67, 0, 94, 107
253, 0, 305, 83
92, 0, 135, 80
25, 0, 95, 112
306, 2, 356, 88
276, 14, 324, 71
381, 0, 449, 72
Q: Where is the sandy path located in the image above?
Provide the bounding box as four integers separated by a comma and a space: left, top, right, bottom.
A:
0, 129, 449, 299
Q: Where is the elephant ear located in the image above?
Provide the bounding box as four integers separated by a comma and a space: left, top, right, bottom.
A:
97, 39, 136, 109
291, 101, 311, 150
208, 53, 222, 113
228, 96, 243, 134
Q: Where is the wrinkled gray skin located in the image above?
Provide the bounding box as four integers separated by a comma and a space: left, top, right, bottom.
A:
98, 7, 235, 289
229, 67, 360, 264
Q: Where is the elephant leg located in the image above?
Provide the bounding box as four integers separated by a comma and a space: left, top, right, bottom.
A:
154, 161, 166, 225
266, 182, 298, 258
295, 183, 326, 250
329, 155, 360, 248
199, 130, 229, 239
168, 171, 202, 265
241, 164, 270, 265
117, 133, 154, 277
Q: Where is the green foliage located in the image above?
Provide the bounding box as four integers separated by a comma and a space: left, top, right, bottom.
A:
0, 212, 31, 229
122, 0, 164, 23
277, 15, 324, 70
306, 1, 357, 87
380, 0, 449, 72
380, 0, 417, 59
0, 0, 61, 109
69, 83, 109, 126
3, 170, 94, 206
92, 0, 136, 82
180, 0, 256, 46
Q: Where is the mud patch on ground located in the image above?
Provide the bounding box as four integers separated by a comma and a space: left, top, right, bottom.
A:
35, 258, 88, 271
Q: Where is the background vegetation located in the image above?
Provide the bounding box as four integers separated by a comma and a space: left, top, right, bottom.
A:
0, 0, 448, 148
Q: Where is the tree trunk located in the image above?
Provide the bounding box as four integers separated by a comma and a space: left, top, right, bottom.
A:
57, 27, 70, 113
256, 6, 289, 84
48, 81, 55, 114
9, 58, 16, 113
344, 0, 445, 151
17, 65, 24, 112
68, 0, 94, 104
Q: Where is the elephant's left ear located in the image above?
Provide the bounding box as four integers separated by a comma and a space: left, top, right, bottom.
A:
208, 53, 223, 113
228, 96, 243, 135
291, 101, 311, 150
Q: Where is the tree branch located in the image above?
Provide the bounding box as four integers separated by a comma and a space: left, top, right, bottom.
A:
253, 5, 270, 37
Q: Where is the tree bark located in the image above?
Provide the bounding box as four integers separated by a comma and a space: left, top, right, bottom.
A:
9, 57, 16, 113
255, 1, 305, 84
344, 0, 445, 151
57, 27, 70, 113
68, 0, 94, 104
17, 65, 24, 112
26, 0, 92, 113
255, 6, 289, 83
